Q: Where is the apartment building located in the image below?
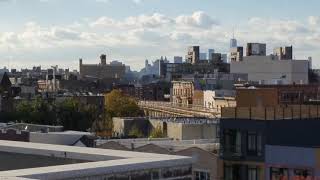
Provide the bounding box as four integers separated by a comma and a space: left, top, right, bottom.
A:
220, 105, 320, 180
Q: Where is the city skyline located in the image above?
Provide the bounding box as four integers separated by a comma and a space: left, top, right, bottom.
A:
1, 0, 320, 70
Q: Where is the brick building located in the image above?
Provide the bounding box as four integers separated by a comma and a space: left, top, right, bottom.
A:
79, 54, 126, 80
236, 84, 320, 107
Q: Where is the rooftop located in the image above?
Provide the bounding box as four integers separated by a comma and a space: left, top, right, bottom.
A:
0, 140, 193, 179
96, 138, 219, 152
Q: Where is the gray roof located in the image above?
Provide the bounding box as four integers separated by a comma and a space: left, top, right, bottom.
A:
0, 140, 193, 179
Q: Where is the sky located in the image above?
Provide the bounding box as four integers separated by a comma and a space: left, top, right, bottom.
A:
1, 0, 320, 71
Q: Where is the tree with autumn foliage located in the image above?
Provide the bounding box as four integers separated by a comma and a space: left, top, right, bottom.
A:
105, 90, 142, 118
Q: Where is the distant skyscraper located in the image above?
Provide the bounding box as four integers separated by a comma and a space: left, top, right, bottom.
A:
174, 56, 183, 64
246, 43, 266, 56
230, 30, 237, 48
208, 49, 215, 61
200, 53, 207, 60
230, 47, 244, 62
273, 46, 293, 60
186, 46, 200, 64
221, 54, 228, 63
230, 39, 237, 49
308, 57, 313, 69
212, 53, 222, 63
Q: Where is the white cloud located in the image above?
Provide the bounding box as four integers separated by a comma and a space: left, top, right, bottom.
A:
90, 13, 173, 29
1, 12, 320, 70
176, 11, 219, 28
95, 0, 144, 4
308, 16, 320, 26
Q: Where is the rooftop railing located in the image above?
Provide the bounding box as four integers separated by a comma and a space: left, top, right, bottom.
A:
222, 105, 320, 120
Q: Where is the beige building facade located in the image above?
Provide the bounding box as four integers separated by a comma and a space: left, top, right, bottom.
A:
171, 81, 194, 105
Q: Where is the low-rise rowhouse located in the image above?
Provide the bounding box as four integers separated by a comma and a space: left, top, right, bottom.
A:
220, 105, 320, 180
96, 138, 221, 180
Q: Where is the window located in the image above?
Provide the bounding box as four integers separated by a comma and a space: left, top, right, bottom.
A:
223, 129, 242, 156
248, 166, 258, 180
195, 171, 210, 180
151, 170, 160, 180
224, 164, 241, 180
293, 169, 313, 180
257, 134, 262, 156
247, 132, 257, 155
224, 165, 233, 180
270, 167, 289, 180
247, 132, 262, 156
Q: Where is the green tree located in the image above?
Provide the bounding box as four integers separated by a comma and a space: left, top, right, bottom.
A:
57, 98, 96, 131
91, 112, 113, 137
105, 90, 142, 118
15, 97, 56, 125
128, 125, 144, 138
14, 97, 109, 132
149, 126, 165, 138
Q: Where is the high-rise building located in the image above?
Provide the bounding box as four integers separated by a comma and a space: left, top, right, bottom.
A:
174, 56, 183, 64
200, 53, 207, 60
246, 43, 266, 56
230, 47, 244, 62
221, 54, 228, 63
145, 59, 149, 69
273, 46, 293, 60
211, 53, 222, 63
230, 38, 237, 48
308, 57, 313, 69
208, 49, 215, 61
100, 54, 107, 65
186, 46, 200, 64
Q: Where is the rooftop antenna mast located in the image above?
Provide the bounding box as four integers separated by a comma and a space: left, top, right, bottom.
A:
232, 27, 235, 39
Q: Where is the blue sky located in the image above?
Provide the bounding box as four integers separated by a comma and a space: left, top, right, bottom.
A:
1, 0, 320, 70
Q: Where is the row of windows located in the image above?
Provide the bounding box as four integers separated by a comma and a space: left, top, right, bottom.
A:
224, 165, 313, 180
270, 167, 312, 180
224, 165, 260, 180
91, 167, 193, 180
173, 88, 193, 96
223, 129, 262, 156
195, 171, 210, 180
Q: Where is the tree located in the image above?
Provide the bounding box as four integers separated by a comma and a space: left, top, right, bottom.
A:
91, 112, 113, 137
128, 125, 144, 138
105, 90, 142, 118
15, 97, 56, 125
14, 97, 102, 132
57, 98, 97, 131
149, 126, 165, 138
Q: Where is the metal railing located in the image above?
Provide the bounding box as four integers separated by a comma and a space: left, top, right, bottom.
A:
139, 101, 220, 118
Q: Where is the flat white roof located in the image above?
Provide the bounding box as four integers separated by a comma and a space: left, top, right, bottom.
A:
0, 140, 193, 179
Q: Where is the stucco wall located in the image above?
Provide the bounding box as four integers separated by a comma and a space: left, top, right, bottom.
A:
181, 124, 217, 140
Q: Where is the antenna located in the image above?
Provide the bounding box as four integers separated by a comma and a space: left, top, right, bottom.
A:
232, 27, 235, 39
